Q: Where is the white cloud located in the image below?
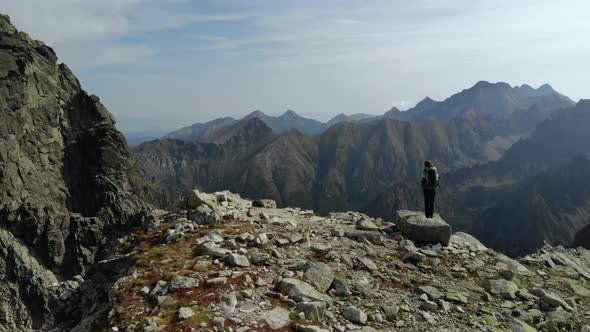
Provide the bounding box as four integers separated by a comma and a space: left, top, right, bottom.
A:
2, 0, 248, 68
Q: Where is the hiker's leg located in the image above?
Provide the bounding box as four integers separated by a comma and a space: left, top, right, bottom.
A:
431, 190, 436, 217
423, 189, 428, 216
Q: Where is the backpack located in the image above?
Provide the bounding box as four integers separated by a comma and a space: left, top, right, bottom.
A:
428, 168, 437, 187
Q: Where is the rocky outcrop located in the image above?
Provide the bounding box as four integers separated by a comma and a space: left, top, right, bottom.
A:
107, 190, 590, 331
0, 15, 153, 331
396, 210, 452, 246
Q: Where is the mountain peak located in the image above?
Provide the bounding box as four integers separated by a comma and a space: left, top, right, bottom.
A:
537, 83, 555, 93
281, 110, 300, 118
244, 110, 265, 119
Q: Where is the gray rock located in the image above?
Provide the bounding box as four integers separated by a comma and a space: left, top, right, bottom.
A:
311, 243, 332, 255
220, 292, 237, 312
168, 276, 199, 292
297, 301, 327, 322
250, 253, 270, 265
296, 325, 331, 332
263, 307, 291, 329
402, 251, 425, 265
227, 253, 250, 267
358, 257, 378, 271
188, 204, 218, 224
331, 277, 351, 296
356, 218, 379, 231
304, 263, 335, 293
341, 305, 367, 325
484, 279, 519, 300
252, 199, 277, 208
206, 277, 228, 286
419, 286, 443, 300
508, 318, 537, 332
396, 210, 452, 246
345, 231, 384, 245
278, 278, 333, 304
178, 307, 194, 320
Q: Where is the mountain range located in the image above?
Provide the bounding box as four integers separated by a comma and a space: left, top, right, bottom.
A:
132, 84, 588, 256
155, 81, 573, 145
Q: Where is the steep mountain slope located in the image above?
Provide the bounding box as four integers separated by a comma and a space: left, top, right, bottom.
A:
133, 113, 519, 215
399, 81, 574, 123
471, 155, 590, 256
165, 110, 326, 142
163, 117, 238, 142
243, 109, 326, 135
134, 119, 319, 207
326, 112, 378, 126
356, 100, 590, 256
0, 15, 152, 330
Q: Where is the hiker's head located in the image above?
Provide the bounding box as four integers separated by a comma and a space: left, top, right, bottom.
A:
424, 160, 433, 167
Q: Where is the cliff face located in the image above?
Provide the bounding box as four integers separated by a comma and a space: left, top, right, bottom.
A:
0, 15, 152, 330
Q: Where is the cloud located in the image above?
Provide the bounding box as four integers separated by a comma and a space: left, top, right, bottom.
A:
392, 100, 415, 111
2, 0, 248, 68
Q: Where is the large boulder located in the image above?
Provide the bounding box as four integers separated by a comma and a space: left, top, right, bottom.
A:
396, 211, 452, 246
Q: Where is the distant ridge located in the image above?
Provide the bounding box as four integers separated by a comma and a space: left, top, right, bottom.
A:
161, 81, 574, 143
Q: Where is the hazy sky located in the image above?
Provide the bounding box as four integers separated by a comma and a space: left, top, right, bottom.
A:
3, 0, 590, 133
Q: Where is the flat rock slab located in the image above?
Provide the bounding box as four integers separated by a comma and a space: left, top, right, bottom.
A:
396, 210, 452, 246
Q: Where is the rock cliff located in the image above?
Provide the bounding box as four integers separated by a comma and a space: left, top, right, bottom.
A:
0, 15, 153, 330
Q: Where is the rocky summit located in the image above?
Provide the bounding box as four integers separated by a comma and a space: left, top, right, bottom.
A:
107, 190, 590, 331
0, 15, 154, 331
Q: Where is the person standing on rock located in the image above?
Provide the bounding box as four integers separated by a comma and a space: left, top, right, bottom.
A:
421, 160, 439, 218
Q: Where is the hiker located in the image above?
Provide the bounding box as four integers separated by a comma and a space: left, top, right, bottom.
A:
421, 160, 439, 218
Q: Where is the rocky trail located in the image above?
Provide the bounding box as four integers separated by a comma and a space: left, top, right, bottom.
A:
86, 191, 590, 332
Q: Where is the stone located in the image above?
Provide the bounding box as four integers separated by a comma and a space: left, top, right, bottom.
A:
402, 251, 425, 265
383, 305, 400, 321
221, 292, 237, 312
419, 286, 443, 300
250, 253, 270, 265
263, 307, 291, 329
211, 317, 225, 328
420, 311, 435, 324
396, 210, 452, 246
297, 301, 327, 322
445, 292, 468, 305
358, 257, 378, 271
539, 310, 574, 331
206, 277, 228, 286
449, 232, 488, 252
296, 326, 331, 332
423, 301, 438, 311
304, 263, 335, 293
311, 243, 332, 255
341, 305, 367, 325
188, 204, 218, 224
227, 253, 250, 267
168, 276, 199, 292
278, 278, 333, 304
252, 199, 277, 208
508, 318, 537, 332
484, 279, 519, 300
345, 231, 384, 245
356, 218, 379, 231
331, 278, 351, 296
178, 307, 194, 320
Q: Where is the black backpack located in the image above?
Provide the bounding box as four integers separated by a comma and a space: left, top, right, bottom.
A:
426, 168, 439, 188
